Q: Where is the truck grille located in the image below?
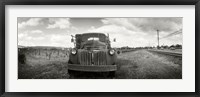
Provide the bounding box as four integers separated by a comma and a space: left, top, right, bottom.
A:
79, 51, 107, 65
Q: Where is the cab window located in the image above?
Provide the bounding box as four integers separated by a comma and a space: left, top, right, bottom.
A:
87, 37, 99, 41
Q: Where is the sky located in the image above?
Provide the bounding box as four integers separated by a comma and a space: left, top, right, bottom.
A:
18, 17, 182, 48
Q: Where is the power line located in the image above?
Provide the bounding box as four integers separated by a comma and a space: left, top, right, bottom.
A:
160, 29, 182, 39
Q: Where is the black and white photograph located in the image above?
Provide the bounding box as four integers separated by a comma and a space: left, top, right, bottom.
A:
18, 17, 182, 79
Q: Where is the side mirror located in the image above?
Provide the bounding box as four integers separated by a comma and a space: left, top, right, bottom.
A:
113, 38, 116, 42
71, 38, 74, 43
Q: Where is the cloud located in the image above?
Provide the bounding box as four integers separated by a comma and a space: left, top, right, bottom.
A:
18, 18, 182, 47
86, 25, 148, 47
30, 30, 43, 34
18, 33, 27, 39
48, 34, 73, 47
131, 18, 182, 33
18, 30, 45, 46
18, 35, 45, 46
18, 41, 35, 46
101, 18, 182, 34
87, 25, 136, 36
19, 34, 44, 41
101, 18, 140, 32
18, 18, 42, 29
18, 30, 43, 39
50, 34, 66, 42
85, 17, 182, 47
47, 18, 71, 29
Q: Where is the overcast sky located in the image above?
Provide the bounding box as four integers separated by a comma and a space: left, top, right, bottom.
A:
18, 17, 182, 48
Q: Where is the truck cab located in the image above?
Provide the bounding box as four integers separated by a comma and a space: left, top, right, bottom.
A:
68, 33, 117, 74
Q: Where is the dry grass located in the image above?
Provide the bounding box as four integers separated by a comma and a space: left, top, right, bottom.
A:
115, 50, 182, 79
18, 63, 69, 79
18, 48, 182, 79
18, 48, 69, 79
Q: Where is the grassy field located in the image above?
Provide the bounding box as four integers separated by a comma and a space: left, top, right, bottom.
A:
18, 47, 70, 79
18, 48, 182, 79
115, 50, 182, 79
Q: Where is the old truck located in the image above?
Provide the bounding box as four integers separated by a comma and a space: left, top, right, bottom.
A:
68, 33, 117, 76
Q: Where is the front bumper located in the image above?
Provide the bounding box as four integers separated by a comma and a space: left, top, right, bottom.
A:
68, 64, 117, 72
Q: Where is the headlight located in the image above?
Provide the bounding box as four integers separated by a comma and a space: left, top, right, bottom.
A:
71, 49, 77, 55
109, 49, 115, 55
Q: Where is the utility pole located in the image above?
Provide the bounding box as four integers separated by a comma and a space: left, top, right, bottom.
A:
157, 30, 159, 48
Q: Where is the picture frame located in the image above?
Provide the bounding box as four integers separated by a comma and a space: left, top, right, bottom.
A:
0, 0, 199, 97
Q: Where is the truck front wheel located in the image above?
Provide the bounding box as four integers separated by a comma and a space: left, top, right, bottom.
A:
108, 71, 115, 78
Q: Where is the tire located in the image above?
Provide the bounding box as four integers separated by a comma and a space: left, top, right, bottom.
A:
68, 60, 73, 64
68, 69, 72, 74
68, 70, 84, 78
117, 51, 120, 54
108, 71, 115, 78
68, 69, 76, 75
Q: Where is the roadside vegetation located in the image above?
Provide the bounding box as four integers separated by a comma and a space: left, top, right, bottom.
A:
18, 48, 182, 79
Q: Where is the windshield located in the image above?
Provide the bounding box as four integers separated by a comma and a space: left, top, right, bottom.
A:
88, 37, 99, 41
81, 33, 106, 42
